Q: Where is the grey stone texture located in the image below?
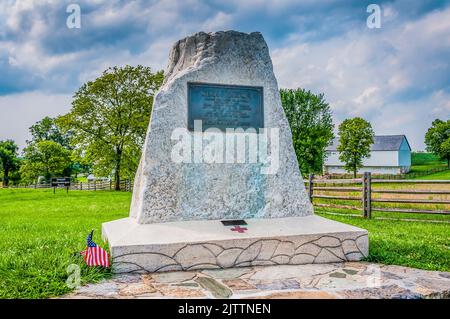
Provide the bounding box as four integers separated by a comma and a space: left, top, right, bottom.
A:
130, 30, 313, 224
63, 262, 450, 299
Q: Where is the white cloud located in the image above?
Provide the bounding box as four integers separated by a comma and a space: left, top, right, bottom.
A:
0, 1, 449, 152
202, 12, 233, 31
430, 90, 450, 115
374, 89, 450, 150
387, 72, 410, 92
0, 91, 71, 150
352, 86, 382, 116
272, 6, 450, 150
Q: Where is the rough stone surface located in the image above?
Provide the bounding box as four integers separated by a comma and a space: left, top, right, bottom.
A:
119, 283, 156, 296
63, 262, 450, 299
151, 271, 196, 283
130, 30, 313, 224
101, 31, 368, 275
222, 279, 256, 291
195, 276, 233, 298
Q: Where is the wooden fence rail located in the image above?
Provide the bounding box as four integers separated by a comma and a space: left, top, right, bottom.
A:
306, 173, 450, 218
5, 180, 134, 192
326, 166, 449, 180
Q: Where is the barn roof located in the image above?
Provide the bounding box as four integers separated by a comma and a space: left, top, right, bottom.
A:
326, 135, 411, 151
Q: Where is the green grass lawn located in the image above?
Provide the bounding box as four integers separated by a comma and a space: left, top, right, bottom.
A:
413, 170, 450, 180
0, 188, 449, 299
407, 152, 449, 177
411, 152, 447, 166
312, 165, 450, 270
316, 210, 450, 272
0, 188, 130, 299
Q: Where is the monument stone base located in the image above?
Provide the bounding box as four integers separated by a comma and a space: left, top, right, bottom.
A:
102, 216, 368, 274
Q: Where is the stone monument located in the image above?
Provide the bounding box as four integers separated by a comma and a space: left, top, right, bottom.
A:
102, 31, 368, 273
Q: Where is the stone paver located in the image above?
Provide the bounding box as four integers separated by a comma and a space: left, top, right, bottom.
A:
62, 262, 450, 299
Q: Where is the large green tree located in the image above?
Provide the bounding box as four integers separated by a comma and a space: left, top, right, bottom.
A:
20, 140, 71, 183
0, 140, 20, 187
425, 119, 450, 167
29, 116, 71, 149
27, 116, 82, 178
58, 65, 164, 190
337, 117, 375, 178
280, 88, 335, 175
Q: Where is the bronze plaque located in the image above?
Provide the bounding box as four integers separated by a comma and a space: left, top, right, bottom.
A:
188, 82, 264, 131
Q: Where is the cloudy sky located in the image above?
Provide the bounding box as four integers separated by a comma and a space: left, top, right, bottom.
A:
0, 0, 449, 150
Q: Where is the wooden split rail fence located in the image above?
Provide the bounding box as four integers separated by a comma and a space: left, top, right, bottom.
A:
8, 180, 133, 192
306, 172, 450, 218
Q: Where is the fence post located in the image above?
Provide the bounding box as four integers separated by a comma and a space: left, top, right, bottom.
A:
308, 173, 314, 203
363, 172, 372, 218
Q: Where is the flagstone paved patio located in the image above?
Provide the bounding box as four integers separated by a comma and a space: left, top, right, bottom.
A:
63, 262, 450, 299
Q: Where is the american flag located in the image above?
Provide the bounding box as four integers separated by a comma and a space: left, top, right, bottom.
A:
80, 230, 110, 267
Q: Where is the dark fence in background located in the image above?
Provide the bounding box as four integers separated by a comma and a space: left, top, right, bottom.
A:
306, 172, 450, 218
4, 173, 450, 218
4, 180, 133, 192
323, 166, 449, 180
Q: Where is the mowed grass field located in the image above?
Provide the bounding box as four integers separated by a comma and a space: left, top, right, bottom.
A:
406, 152, 450, 179
0, 188, 130, 299
313, 158, 450, 273
0, 187, 449, 298
411, 152, 448, 165
316, 211, 450, 271
413, 169, 450, 180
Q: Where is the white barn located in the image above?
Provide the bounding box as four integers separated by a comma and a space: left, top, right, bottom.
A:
324, 135, 412, 175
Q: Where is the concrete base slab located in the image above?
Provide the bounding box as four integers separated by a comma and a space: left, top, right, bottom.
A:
102, 216, 368, 274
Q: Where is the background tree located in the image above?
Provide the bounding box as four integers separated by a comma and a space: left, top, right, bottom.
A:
0, 140, 20, 187
337, 117, 375, 177
7, 159, 23, 185
280, 88, 334, 175
29, 116, 71, 149
425, 119, 450, 167
58, 65, 164, 190
20, 141, 71, 184
26, 116, 77, 179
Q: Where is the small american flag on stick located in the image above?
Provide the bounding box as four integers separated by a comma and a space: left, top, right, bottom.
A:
80, 230, 110, 268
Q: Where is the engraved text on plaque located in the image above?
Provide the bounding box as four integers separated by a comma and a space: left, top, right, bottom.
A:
188, 82, 264, 131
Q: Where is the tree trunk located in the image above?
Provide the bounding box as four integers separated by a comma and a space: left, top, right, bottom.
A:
3, 167, 9, 187
115, 169, 120, 191
114, 148, 122, 191
45, 166, 50, 183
